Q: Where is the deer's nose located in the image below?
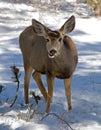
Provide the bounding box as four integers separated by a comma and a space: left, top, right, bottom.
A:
48, 49, 57, 58
49, 49, 57, 56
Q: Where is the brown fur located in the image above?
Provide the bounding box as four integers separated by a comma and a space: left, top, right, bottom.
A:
19, 16, 78, 112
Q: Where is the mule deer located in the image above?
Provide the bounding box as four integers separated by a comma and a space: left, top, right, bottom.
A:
19, 15, 78, 113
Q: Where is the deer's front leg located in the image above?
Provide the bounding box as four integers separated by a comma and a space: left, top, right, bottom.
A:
64, 76, 72, 111
46, 75, 55, 113
32, 71, 48, 102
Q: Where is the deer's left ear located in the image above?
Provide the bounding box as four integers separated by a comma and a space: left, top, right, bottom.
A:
59, 15, 75, 35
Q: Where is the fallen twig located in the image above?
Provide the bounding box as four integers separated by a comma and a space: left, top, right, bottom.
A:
1, 66, 20, 116
28, 91, 41, 119
41, 112, 74, 130
30, 91, 41, 105
10, 65, 20, 108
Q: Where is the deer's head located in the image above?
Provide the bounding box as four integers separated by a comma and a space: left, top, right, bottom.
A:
32, 16, 75, 58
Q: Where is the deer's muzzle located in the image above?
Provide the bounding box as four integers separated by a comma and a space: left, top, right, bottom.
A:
48, 49, 57, 58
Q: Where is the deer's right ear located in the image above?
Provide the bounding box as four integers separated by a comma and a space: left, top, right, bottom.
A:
32, 19, 46, 36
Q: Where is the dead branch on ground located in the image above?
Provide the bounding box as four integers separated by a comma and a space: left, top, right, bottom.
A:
41, 112, 74, 130
10, 65, 21, 108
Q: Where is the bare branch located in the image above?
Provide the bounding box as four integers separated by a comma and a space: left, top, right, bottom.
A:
10, 66, 20, 108
41, 112, 74, 130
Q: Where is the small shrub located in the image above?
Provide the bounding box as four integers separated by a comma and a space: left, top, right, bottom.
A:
87, 0, 101, 16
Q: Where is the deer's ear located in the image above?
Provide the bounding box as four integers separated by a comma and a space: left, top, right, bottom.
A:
59, 15, 75, 35
32, 19, 47, 36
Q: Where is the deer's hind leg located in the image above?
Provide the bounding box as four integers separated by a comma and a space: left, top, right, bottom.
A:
24, 64, 33, 104
32, 71, 48, 102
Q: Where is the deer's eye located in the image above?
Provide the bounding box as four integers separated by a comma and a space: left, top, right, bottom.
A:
59, 38, 62, 42
46, 38, 50, 42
